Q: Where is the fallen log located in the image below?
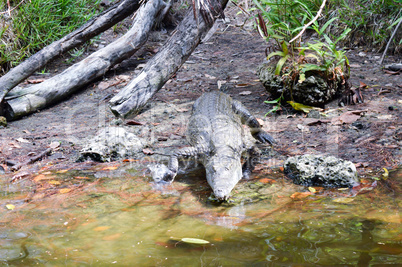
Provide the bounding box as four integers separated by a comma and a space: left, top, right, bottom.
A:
109, 0, 228, 118
0, 0, 141, 109
4, 0, 168, 121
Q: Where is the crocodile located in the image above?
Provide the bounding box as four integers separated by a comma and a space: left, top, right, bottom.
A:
153, 91, 275, 199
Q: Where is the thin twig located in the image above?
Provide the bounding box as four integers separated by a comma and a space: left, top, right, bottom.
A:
11, 147, 52, 171
380, 14, 402, 65
289, 0, 327, 43
0, 0, 26, 16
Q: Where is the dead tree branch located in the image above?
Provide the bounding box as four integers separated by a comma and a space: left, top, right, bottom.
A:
0, 0, 141, 109
4, 0, 167, 121
109, 0, 228, 118
10, 148, 52, 172
380, 14, 402, 65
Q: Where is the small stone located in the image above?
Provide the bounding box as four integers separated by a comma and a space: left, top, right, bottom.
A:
358, 52, 367, 57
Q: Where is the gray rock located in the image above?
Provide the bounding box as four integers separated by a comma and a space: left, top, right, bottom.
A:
284, 154, 359, 188
79, 127, 144, 162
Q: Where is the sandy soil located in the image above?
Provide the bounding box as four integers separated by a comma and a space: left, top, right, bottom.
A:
0, 6, 400, 177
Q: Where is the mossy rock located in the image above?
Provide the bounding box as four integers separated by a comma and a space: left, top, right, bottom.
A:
257, 62, 348, 107
0, 116, 7, 127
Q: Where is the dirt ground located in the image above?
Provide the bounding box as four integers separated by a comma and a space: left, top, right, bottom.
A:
0, 5, 401, 177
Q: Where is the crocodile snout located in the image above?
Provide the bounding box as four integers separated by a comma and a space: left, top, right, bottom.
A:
213, 188, 230, 200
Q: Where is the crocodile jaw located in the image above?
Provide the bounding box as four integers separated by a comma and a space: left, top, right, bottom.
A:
205, 158, 242, 200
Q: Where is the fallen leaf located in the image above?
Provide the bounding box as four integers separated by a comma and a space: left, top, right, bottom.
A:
50, 141, 60, 149
256, 118, 264, 125
48, 180, 61, 185
56, 169, 69, 173
34, 174, 54, 182
125, 120, 145, 125
287, 101, 322, 113
94, 226, 111, 232
204, 74, 216, 79
27, 79, 45, 84
9, 142, 21, 149
98, 81, 110, 90
74, 176, 90, 180
349, 64, 361, 68
383, 70, 400, 75
181, 238, 209, 245
236, 83, 251, 87
308, 187, 316, 193
123, 159, 138, 162
142, 148, 154, 155
176, 107, 190, 112
305, 119, 331, 126
59, 188, 71, 194
359, 81, 367, 88
101, 166, 119, 171
6, 204, 15, 210
290, 192, 313, 200
102, 233, 122, 241
331, 110, 365, 125
259, 178, 276, 184
239, 91, 252, 95
382, 168, 389, 180
333, 197, 354, 203
16, 138, 30, 143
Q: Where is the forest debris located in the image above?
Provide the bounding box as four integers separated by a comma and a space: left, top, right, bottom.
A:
126, 120, 146, 125
11, 147, 52, 171
290, 192, 313, 200
305, 118, 330, 126
142, 148, 155, 155
79, 127, 145, 162
109, 0, 229, 118
339, 82, 364, 106
3, 0, 166, 121
0, 0, 142, 109
16, 138, 29, 143
332, 197, 354, 203
384, 63, 402, 71
239, 91, 252, 95
331, 110, 366, 125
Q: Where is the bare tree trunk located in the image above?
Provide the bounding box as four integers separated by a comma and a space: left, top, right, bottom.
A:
109, 0, 229, 118
0, 0, 141, 108
5, 0, 167, 121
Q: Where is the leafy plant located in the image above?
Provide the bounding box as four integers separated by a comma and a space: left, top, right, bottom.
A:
254, 0, 351, 113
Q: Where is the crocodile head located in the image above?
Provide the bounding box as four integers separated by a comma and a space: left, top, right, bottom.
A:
204, 155, 242, 200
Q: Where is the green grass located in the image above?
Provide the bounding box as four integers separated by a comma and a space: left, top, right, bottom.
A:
0, 0, 103, 73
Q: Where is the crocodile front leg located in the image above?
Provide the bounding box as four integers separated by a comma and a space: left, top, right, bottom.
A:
232, 100, 276, 145
159, 145, 207, 183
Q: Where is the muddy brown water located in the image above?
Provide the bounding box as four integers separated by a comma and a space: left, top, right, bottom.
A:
0, 163, 401, 265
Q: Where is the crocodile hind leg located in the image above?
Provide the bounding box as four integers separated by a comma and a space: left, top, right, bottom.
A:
242, 145, 261, 179
232, 100, 276, 145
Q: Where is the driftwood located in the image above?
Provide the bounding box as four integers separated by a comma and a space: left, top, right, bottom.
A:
0, 0, 141, 109
4, 0, 168, 121
109, 0, 229, 118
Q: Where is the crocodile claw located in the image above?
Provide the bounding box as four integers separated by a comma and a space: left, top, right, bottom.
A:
254, 131, 276, 145
148, 164, 177, 183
